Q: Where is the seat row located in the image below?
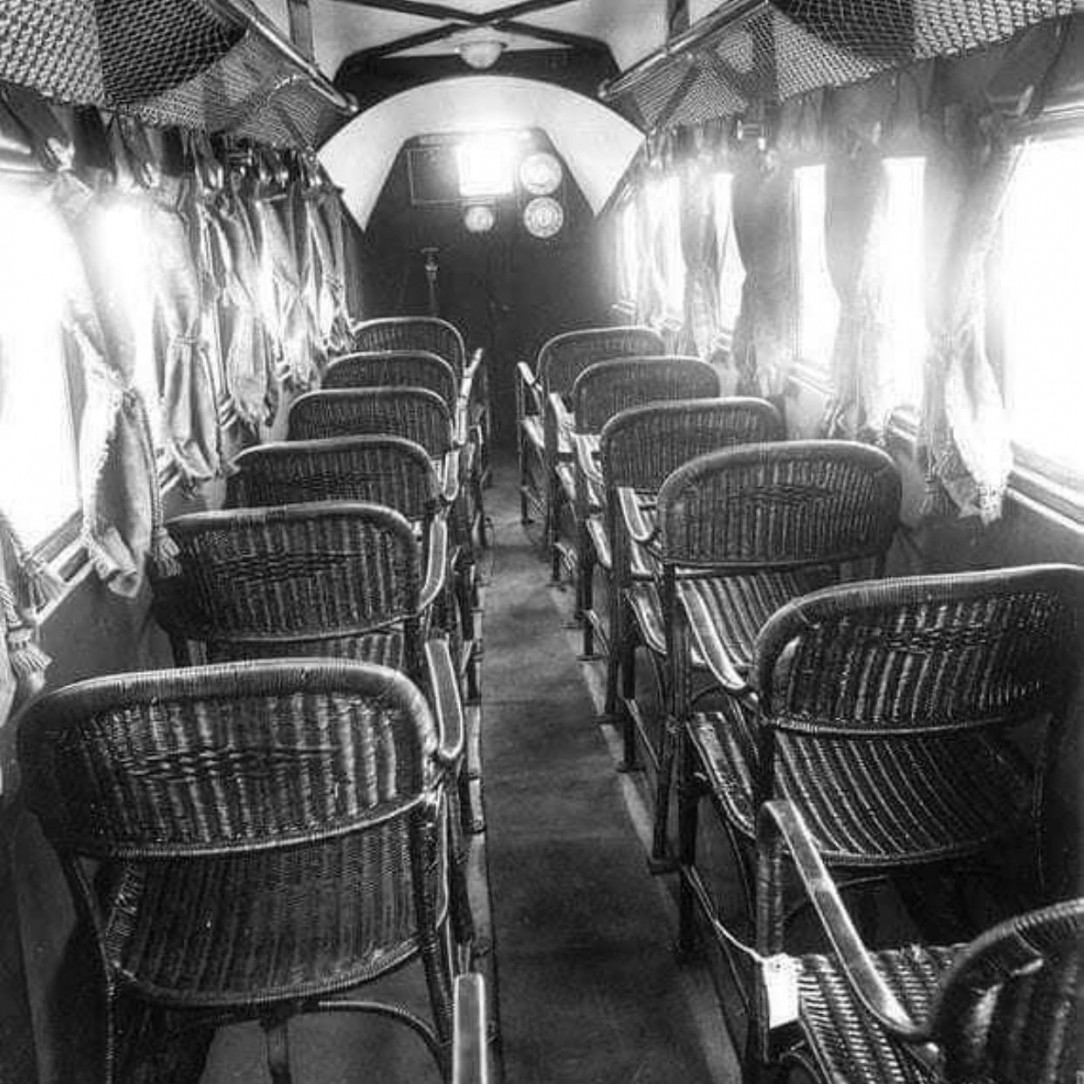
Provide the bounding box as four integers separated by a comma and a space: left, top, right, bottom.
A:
518, 324, 1084, 1084
17, 316, 493, 1084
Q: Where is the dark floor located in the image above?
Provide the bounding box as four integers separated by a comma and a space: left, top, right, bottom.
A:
200, 454, 738, 1083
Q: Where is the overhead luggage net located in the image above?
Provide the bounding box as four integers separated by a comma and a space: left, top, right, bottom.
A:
0, 0, 355, 148
600, 0, 1076, 131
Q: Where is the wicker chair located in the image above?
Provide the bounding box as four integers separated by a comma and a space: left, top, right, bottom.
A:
562, 355, 720, 657
155, 501, 442, 677
350, 316, 489, 489
514, 325, 664, 546
681, 563, 1084, 994
601, 398, 784, 761
325, 350, 461, 415
643, 440, 901, 874
225, 434, 474, 650
17, 653, 464, 1083
288, 387, 486, 570
753, 799, 1084, 1084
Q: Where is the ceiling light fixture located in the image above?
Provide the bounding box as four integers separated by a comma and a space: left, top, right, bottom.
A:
456, 34, 506, 70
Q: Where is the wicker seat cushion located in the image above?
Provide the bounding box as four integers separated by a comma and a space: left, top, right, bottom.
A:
556, 461, 576, 504
688, 702, 1035, 863
108, 827, 448, 1006
796, 945, 959, 1084
588, 518, 655, 578
625, 582, 706, 668
677, 570, 835, 691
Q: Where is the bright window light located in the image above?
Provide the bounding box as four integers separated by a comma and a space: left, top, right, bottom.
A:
646, 175, 684, 317
457, 133, 516, 198
90, 197, 162, 450
882, 157, 925, 407
796, 165, 839, 369
796, 158, 925, 405
712, 172, 744, 334
0, 184, 81, 544
1001, 136, 1084, 479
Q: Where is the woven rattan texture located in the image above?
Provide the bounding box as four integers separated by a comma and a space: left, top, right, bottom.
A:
287, 388, 454, 459
19, 660, 436, 856
537, 327, 666, 397
601, 398, 784, 493
756, 567, 1082, 733
658, 440, 901, 567
18, 660, 447, 1012
351, 318, 466, 377
929, 899, 1084, 1083
620, 0, 1075, 129
324, 351, 459, 410
161, 503, 421, 652
227, 436, 439, 523
572, 357, 719, 434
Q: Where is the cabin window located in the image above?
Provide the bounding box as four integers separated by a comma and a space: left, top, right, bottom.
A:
646, 175, 685, 318
711, 172, 744, 336
93, 197, 165, 451
795, 165, 838, 372
999, 135, 1084, 484
795, 158, 925, 406
456, 133, 517, 198
0, 186, 81, 546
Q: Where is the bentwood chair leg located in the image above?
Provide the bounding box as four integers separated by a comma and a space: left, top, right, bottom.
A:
604, 593, 622, 718
650, 714, 678, 869
548, 472, 562, 582
579, 536, 597, 657
677, 734, 700, 957
262, 1014, 293, 1084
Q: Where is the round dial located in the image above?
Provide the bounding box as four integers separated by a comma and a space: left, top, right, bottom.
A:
463, 203, 496, 234
523, 196, 564, 239
519, 152, 563, 196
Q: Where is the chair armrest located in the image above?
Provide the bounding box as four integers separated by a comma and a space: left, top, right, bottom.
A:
440, 451, 461, 505
419, 518, 448, 616
453, 973, 490, 1084
464, 347, 485, 384
515, 361, 541, 417
617, 487, 657, 548
755, 801, 928, 1043
453, 397, 469, 447
425, 637, 465, 769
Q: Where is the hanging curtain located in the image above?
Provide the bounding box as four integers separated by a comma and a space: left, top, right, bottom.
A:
730, 148, 798, 397
918, 115, 1018, 522
679, 161, 721, 357
821, 141, 894, 439
251, 185, 312, 390
202, 186, 277, 432
147, 176, 220, 486
633, 174, 664, 326
309, 188, 352, 362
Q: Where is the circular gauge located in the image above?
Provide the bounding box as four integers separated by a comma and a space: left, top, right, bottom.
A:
519, 151, 563, 196
523, 196, 564, 239
463, 203, 496, 234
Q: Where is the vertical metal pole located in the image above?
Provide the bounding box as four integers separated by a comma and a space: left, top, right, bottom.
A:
423, 246, 440, 316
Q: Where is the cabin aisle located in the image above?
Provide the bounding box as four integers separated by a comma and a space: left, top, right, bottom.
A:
480, 455, 736, 1084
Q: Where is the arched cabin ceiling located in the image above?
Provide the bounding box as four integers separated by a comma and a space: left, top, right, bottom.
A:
319, 76, 643, 227
251, 0, 672, 83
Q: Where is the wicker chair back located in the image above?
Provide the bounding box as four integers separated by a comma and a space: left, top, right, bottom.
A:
324, 350, 459, 410
756, 563, 1084, 736
601, 397, 784, 494
658, 439, 901, 570
536, 326, 664, 399
571, 356, 718, 434
352, 316, 466, 377
227, 435, 439, 524
17, 659, 452, 1063
159, 502, 422, 665
287, 387, 454, 459
930, 896, 1084, 1083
